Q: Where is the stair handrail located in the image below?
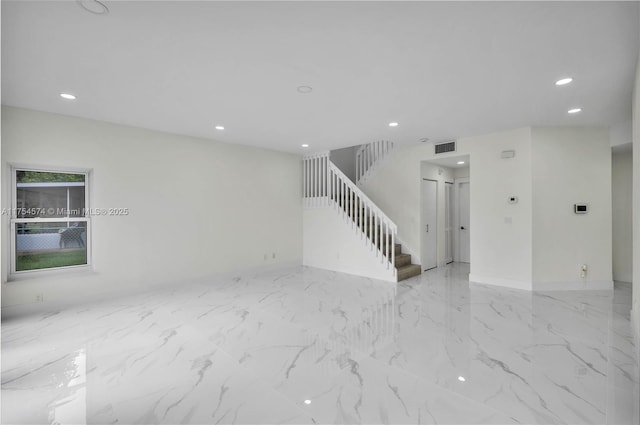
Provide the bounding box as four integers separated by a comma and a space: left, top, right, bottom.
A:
328, 161, 397, 273
329, 161, 396, 231
355, 140, 394, 186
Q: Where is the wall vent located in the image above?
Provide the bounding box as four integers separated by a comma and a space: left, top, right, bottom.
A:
434, 141, 456, 155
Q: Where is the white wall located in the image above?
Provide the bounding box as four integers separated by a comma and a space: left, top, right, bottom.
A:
531, 127, 612, 290
454, 167, 470, 179
610, 119, 632, 147
465, 128, 533, 290
330, 146, 357, 183
1, 107, 303, 307
302, 207, 395, 282
358, 144, 429, 260
420, 162, 454, 267
612, 149, 633, 283
632, 53, 640, 341
360, 128, 533, 289
361, 126, 613, 292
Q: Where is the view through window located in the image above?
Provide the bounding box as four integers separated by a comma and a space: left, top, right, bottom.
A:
12, 169, 89, 272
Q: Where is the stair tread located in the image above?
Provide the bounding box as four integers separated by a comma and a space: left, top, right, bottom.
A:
396, 263, 421, 271
396, 263, 422, 282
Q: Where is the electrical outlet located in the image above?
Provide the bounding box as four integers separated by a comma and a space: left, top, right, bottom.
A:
35, 294, 43, 303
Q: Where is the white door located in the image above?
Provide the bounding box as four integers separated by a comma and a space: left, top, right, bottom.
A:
422, 179, 437, 271
457, 181, 470, 263
444, 182, 454, 264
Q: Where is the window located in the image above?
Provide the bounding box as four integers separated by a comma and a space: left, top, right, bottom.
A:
10, 168, 90, 274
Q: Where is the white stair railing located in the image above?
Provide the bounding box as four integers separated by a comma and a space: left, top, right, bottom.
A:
328, 162, 396, 275
303, 153, 397, 275
302, 152, 330, 208
355, 140, 394, 186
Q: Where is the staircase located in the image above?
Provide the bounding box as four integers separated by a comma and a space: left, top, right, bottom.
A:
351, 213, 421, 282
355, 140, 394, 186
394, 248, 422, 281
303, 152, 421, 282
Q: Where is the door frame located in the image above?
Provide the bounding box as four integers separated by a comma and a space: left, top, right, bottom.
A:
421, 178, 438, 271
454, 177, 470, 263
444, 181, 454, 264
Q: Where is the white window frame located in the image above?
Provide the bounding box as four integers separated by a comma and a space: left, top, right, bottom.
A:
9, 165, 92, 276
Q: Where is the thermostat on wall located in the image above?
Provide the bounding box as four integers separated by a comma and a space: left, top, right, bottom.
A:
574, 204, 588, 214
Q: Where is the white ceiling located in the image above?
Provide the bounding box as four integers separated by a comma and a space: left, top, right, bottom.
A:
2, 1, 639, 154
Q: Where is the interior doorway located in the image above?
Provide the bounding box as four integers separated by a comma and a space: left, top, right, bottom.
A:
420, 155, 470, 271
444, 182, 454, 264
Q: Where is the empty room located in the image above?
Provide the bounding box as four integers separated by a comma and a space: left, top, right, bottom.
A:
2, 1, 639, 424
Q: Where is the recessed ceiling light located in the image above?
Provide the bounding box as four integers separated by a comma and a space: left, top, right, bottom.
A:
304, 399, 311, 405
568, 108, 582, 114
388, 122, 399, 127
458, 376, 466, 382
60, 93, 76, 100
215, 125, 225, 130
77, 0, 109, 15
457, 161, 465, 165
297, 86, 313, 94
555, 77, 573, 86
301, 144, 309, 148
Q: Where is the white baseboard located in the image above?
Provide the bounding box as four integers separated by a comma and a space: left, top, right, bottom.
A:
533, 280, 613, 291
612, 274, 633, 284
1, 260, 304, 318
469, 274, 532, 291
223, 260, 302, 277
468, 275, 614, 292
303, 207, 396, 283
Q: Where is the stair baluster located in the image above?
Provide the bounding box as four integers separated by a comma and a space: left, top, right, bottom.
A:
303, 153, 419, 281
355, 140, 395, 186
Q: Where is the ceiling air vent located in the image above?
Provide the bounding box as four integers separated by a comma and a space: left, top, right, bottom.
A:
434, 141, 456, 155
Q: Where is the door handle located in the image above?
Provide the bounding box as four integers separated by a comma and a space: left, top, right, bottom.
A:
460, 226, 465, 230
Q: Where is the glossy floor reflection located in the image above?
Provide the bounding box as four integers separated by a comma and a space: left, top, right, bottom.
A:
2, 263, 639, 424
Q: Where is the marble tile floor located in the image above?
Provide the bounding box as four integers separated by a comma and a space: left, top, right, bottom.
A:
2, 263, 639, 424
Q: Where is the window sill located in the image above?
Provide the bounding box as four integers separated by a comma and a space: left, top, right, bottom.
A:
6, 265, 95, 284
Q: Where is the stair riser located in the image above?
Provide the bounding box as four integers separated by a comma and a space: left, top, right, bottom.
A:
397, 265, 422, 281
395, 255, 411, 267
